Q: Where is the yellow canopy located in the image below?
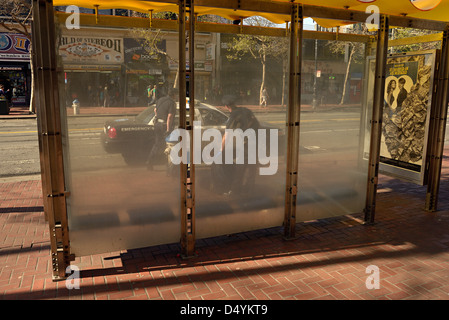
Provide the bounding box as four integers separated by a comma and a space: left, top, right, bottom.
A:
53, 0, 449, 27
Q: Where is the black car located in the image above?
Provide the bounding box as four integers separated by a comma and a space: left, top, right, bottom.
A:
101, 101, 284, 166
101, 102, 229, 165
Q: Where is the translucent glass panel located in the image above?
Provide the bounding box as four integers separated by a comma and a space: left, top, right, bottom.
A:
52, 11, 371, 256
55, 18, 181, 256
194, 32, 288, 239
297, 39, 370, 222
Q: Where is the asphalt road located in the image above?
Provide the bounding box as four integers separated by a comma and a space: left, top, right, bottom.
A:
0, 118, 41, 178
1, 109, 448, 179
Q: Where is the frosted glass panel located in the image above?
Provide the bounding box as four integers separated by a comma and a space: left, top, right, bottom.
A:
55, 17, 181, 256
194, 32, 288, 239
297, 39, 370, 222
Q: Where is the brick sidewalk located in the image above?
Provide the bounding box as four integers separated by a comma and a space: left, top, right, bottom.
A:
1, 155, 449, 300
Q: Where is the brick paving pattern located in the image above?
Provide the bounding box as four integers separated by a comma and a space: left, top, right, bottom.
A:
1, 148, 449, 299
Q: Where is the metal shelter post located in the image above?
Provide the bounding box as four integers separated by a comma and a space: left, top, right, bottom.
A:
32, 0, 71, 280
364, 15, 389, 224
283, 3, 303, 239
179, 0, 196, 258
425, 25, 449, 212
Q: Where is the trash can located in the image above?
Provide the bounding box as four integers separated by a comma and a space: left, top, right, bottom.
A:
0, 99, 9, 115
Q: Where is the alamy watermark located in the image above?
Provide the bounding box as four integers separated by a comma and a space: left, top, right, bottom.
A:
168, 122, 279, 176
65, 265, 80, 290
365, 265, 380, 290
365, 5, 380, 31
65, 5, 80, 30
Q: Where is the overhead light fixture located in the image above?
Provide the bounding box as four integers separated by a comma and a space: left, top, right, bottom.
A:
409, 0, 442, 11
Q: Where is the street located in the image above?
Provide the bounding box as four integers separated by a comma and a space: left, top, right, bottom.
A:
0, 118, 41, 177
2, 108, 449, 178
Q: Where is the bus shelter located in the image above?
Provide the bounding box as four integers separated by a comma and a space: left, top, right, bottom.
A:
31, 0, 449, 280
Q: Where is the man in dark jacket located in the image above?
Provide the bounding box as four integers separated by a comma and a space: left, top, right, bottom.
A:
216, 95, 260, 195
146, 87, 177, 169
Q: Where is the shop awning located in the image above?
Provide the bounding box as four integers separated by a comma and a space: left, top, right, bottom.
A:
53, 0, 449, 28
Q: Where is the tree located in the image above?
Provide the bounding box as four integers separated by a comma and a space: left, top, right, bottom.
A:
0, 0, 34, 113
225, 16, 289, 106
390, 27, 440, 53
327, 23, 371, 105
328, 24, 439, 105
131, 12, 224, 90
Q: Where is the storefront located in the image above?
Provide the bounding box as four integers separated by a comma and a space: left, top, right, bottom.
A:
0, 33, 31, 106
124, 38, 168, 106
59, 33, 125, 107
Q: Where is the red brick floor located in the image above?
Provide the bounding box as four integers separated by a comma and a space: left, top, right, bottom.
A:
1, 153, 449, 300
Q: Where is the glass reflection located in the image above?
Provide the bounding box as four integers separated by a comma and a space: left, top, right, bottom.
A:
194, 31, 288, 239
56, 18, 182, 256
297, 39, 370, 222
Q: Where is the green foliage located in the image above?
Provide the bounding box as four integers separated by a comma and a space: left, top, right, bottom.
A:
390, 27, 440, 53
225, 16, 288, 62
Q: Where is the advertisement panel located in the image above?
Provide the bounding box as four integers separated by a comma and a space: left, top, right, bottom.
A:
363, 50, 437, 184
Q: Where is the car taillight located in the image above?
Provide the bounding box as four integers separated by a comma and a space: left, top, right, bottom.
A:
107, 127, 117, 139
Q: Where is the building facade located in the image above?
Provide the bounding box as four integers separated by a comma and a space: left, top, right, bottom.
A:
0, 31, 32, 106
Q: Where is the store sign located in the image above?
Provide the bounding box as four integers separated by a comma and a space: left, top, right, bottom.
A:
0, 33, 30, 61
149, 69, 162, 75
124, 38, 166, 63
59, 36, 124, 64
0, 65, 23, 71
206, 43, 215, 60
63, 64, 121, 72
205, 61, 213, 72
168, 60, 210, 72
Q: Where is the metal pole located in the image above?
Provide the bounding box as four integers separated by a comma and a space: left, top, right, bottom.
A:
179, 0, 196, 258
284, 3, 302, 239
312, 25, 318, 111
33, 0, 71, 280
364, 15, 389, 224
358, 36, 376, 169
425, 25, 449, 212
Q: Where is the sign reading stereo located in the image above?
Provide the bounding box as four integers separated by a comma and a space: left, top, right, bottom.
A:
59, 35, 124, 64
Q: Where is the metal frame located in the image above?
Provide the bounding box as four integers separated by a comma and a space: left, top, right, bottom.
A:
32, 0, 449, 279
426, 25, 449, 212
364, 15, 389, 224
358, 36, 376, 171
283, 2, 302, 240
179, 0, 196, 258
53, 11, 371, 43
389, 32, 443, 48
148, 0, 448, 31
32, 0, 71, 280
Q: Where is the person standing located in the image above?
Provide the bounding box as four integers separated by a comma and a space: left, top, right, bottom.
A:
147, 85, 153, 106
103, 85, 110, 108
152, 85, 158, 104
0, 85, 6, 97
148, 84, 158, 105
146, 87, 177, 170
260, 87, 269, 107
